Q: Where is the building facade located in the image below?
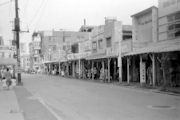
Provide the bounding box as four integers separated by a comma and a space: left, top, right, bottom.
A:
32, 0, 179, 88
20, 54, 30, 72
29, 32, 42, 72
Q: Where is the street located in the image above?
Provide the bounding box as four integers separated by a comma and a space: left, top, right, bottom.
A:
15, 74, 180, 120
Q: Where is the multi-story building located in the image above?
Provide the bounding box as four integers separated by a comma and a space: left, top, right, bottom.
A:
157, 0, 180, 87
20, 42, 27, 55
123, 6, 158, 86
39, 30, 91, 76
86, 18, 132, 82
123, 2, 180, 87
20, 54, 30, 72
158, 0, 180, 41
29, 32, 42, 72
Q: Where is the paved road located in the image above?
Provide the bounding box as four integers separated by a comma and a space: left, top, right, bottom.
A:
18, 74, 180, 120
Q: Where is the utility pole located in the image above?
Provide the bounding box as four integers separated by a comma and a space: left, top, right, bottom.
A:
14, 0, 22, 85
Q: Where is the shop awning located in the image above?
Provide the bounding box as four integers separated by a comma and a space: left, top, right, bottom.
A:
0, 58, 16, 65
86, 52, 118, 60
124, 39, 180, 56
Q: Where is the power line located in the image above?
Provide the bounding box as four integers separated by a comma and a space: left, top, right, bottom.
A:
33, 0, 48, 30
29, 0, 46, 27
0, 0, 11, 7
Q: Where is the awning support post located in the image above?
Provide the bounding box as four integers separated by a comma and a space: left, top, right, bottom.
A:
127, 57, 130, 85
150, 53, 156, 87
108, 58, 111, 83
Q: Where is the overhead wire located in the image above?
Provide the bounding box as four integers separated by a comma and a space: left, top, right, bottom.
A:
29, 0, 46, 27
20, 0, 30, 32
34, 0, 48, 29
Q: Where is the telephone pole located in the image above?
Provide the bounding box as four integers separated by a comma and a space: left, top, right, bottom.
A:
14, 0, 22, 85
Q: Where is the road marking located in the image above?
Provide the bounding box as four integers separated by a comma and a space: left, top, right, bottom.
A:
37, 96, 63, 120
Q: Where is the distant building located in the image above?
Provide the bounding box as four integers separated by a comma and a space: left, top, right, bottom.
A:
20, 54, 30, 71
29, 32, 42, 71
0, 45, 16, 65
20, 42, 27, 54
0, 45, 15, 58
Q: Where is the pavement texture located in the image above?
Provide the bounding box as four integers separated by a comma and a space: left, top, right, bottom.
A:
14, 86, 58, 120
0, 85, 24, 120
17, 74, 180, 120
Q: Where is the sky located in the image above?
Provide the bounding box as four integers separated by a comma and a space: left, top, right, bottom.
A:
0, 0, 158, 45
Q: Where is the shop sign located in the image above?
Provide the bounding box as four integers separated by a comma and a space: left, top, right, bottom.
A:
140, 62, 146, 84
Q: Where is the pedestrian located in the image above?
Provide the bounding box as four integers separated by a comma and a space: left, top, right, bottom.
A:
4, 68, 12, 90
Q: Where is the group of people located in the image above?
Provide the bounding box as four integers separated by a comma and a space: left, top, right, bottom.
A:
0, 67, 14, 90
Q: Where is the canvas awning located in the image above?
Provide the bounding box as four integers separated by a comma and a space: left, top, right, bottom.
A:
0, 58, 16, 65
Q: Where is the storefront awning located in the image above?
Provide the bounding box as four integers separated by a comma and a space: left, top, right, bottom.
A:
86, 52, 118, 60
124, 40, 180, 56
0, 58, 16, 65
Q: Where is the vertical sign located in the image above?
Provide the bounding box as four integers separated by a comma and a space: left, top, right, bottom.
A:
140, 62, 146, 84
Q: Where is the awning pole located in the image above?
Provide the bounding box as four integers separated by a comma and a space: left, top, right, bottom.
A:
127, 57, 130, 84
108, 58, 111, 83
150, 54, 156, 87
92, 60, 94, 80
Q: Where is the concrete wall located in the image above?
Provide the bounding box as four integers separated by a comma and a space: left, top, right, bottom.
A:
132, 7, 158, 51
158, 0, 180, 17
158, 0, 180, 41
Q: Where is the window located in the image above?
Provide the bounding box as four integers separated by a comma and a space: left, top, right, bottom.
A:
162, 0, 177, 8
175, 30, 180, 37
123, 35, 132, 40
92, 41, 97, 53
106, 37, 111, 47
175, 22, 180, 29
168, 24, 175, 31
71, 44, 79, 53
92, 41, 97, 50
98, 39, 103, 49
175, 12, 180, 20
166, 12, 180, 39
167, 12, 180, 22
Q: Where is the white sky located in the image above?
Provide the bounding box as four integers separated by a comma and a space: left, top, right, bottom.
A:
0, 0, 158, 45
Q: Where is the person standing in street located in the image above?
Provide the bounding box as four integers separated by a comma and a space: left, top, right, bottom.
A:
4, 68, 12, 90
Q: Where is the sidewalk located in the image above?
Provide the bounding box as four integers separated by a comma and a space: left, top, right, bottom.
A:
58, 75, 180, 96
0, 86, 24, 120
14, 86, 58, 120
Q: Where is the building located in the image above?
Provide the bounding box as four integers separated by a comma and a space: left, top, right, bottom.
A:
0, 45, 16, 65
123, 3, 180, 87
39, 30, 91, 76
20, 42, 27, 54
157, 0, 180, 87
29, 32, 42, 72
158, 0, 180, 41
20, 54, 30, 72
86, 18, 132, 82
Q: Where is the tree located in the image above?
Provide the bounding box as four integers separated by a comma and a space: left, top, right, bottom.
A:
157, 53, 170, 90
